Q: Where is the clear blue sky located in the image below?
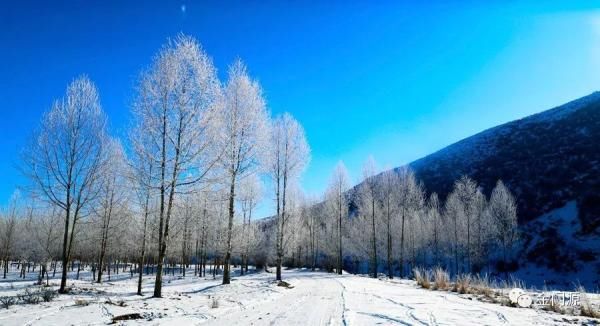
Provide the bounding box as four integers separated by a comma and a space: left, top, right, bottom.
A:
1, 1, 600, 217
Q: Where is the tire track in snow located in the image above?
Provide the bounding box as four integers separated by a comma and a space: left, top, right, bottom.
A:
332, 277, 348, 326
366, 292, 429, 326
268, 292, 310, 326
340, 278, 433, 326
356, 311, 412, 325
441, 293, 508, 324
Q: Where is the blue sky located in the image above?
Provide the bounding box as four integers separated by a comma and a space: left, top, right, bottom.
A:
1, 1, 600, 217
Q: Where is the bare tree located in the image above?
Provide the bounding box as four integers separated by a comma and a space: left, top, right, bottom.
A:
95, 140, 128, 283
268, 113, 310, 281
22, 76, 108, 293
357, 156, 380, 278
0, 192, 21, 278
379, 169, 400, 278
215, 59, 269, 285
132, 35, 220, 297
397, 167, 424, 277
426, 193, 442, 266
238, 174, 262, 274
325, 161, 349, 275
487, 180, 518, 278
129, 124, 156, 295
31, 206, 61, 285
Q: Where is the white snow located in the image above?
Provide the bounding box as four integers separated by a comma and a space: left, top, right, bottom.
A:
0, 268, 597, 325
518, 201, 600, 289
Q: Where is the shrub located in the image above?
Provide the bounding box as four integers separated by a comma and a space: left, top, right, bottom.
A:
432, 267, 449, 290
40, 288, 58, 302
0, 296, 16, 309
18, 288, 41, 304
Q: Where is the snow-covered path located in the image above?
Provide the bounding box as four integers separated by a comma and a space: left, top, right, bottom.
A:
209, 270, 552, 326
204, 272, 344, 325
0, 269, 594, 325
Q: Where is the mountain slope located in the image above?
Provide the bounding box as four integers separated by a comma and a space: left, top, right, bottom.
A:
387, 92, 600, 286
407, 92, 600, 233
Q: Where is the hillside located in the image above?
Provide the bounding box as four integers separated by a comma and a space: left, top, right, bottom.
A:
401, 92, 600, 286
407, 92, 600, 233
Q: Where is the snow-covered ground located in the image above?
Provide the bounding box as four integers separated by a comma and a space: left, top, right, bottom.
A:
0, 268, 597, 325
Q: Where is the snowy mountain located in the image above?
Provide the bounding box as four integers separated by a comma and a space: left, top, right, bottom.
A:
408, 91, 600, 230
403, 92, 600, 285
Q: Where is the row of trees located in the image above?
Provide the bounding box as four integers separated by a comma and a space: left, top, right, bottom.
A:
12, 35, 310, 297
0, 34, 519, 298
300, 158, 519, 279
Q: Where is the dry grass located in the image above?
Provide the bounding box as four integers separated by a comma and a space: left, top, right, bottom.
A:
413, 268, 432, 289
409, 268, 600, 321
577, 286, 600, 318
544, 295, 565, 314
454, 274, 471, 294
432, 267, 450, 290
470, 275, 496, 298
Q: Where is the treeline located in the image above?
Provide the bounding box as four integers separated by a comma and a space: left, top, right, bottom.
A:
4, 34, 309, 297
289, 159, 519, 280
0, 34, 519, 299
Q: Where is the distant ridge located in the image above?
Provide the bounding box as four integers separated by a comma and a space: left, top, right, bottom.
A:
405, 91, 600, 231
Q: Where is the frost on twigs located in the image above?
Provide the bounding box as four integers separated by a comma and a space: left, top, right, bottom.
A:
0, 296, 16, 309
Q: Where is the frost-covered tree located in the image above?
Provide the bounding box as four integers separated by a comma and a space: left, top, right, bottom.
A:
0, 192, 21, 278
396, 167, 424, 276
325, 161, 349, 274
356, 156, 380, 278
487, 180, 518, 277
444, 189, 463, 275
31, 206, 61, 284
22, 76, 108, 293
268, 113, 310, 281
214, 59, 269, 284
379, 169, 400, 278
444, 176, 488, 274
426, 193, 442, 266
453, 176, 478, 272
238, 174, 262, 274
94, 139, 129, 283
300, 196, 320, 271
471, 189, 490, 273
131, 35, 220, 297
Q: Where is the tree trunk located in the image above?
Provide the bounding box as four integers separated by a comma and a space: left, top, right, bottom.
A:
371, 196, 377, 278
337, 197, 343, 275
59, 188, 71, 293
223, 174, 236, 285
400, 208, 405, 278
387, 201, 393, 279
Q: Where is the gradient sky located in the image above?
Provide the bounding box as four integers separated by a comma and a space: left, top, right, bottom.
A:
1, 1, 600, 217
